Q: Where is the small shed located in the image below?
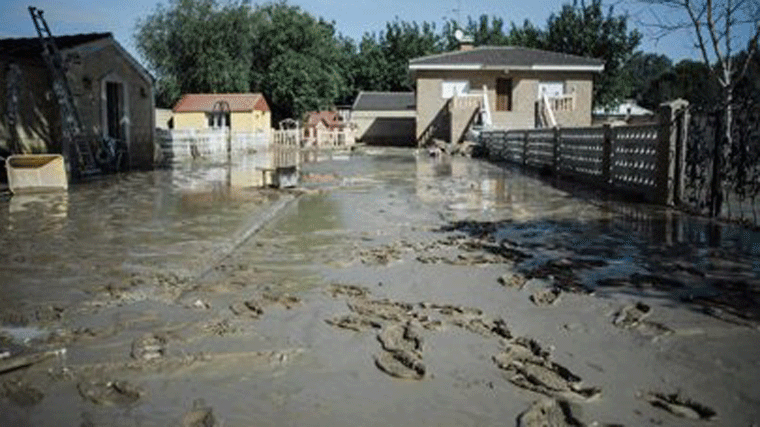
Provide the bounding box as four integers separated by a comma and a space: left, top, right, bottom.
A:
0, 32, 155, 169
304, 110, 343, 134
351, 92, 416, 146
172, 93, 271, 134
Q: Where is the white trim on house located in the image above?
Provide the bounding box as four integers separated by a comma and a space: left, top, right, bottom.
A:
411, 64, 604, 72
409, 64, 483, 70
530, 64, 605, 72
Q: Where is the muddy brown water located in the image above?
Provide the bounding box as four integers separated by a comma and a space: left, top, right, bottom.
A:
1, 148, 759, 426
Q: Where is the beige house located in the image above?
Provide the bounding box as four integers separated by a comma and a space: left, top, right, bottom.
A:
172, 93, 271, 134
409, 46, 604, 145
351, 92, 416, 146
0, 33, 155, 169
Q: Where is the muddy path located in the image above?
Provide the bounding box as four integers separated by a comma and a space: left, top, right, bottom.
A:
1, 148, 759, 426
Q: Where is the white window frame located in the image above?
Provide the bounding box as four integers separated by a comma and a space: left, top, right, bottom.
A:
441, 80, 470, 99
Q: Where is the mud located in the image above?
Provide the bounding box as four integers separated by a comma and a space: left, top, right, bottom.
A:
2, 149, 760, 426
77, 379, 142, 406
181, 398, 216, 427
493, 338, 600, 401
643, 392, 717, 420
517, 399, 583, 427
530, 288, 562, 306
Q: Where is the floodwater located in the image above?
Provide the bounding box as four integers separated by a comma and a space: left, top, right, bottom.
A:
1, 148, 759, 426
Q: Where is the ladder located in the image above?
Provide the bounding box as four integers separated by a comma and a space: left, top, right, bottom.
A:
29, 6, 98, 176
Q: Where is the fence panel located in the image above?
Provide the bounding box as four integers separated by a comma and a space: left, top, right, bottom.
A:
558, 127, 604, 178
610, 124, 658, 192
525, 129, 554, 168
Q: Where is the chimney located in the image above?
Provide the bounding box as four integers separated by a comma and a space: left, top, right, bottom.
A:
459, 35, 474, 51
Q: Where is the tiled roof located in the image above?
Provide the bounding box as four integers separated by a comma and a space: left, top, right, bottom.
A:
409, 46, 604, 70
305, 111, 341, 129
0, 33, 112, 58
173, 93, 269, 113
352, 92, 415, 111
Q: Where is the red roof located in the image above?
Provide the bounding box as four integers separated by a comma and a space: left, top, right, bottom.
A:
305, 111, 341, 130
173, 93, 269, 113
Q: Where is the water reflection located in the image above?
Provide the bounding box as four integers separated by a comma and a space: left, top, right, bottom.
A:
6, 192, 68, 233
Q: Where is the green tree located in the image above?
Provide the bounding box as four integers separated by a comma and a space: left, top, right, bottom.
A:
354, 20, 442, 92
622, 52, 673, 108
135, 0, 252, 108
507, 20, 545, 48
248, 1, 352, 121
543, 0, 642, 107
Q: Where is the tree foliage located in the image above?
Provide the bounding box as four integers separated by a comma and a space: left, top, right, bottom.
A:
543, 0, 642, 106
354, 21, 442, 93
135, 0, 252, 107
136, 0, 645, 115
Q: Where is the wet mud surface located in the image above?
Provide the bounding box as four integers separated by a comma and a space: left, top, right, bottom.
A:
1, 148, 760, 426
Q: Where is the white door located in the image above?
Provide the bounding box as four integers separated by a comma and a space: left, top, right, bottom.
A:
537, 81, 564, 98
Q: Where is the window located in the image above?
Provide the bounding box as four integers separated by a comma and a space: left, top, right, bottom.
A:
206, 112, 231, 128
496, 78, 512, 111
442, 81, 469, 99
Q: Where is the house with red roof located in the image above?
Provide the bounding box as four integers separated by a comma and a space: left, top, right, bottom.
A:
172, 93, 271, 134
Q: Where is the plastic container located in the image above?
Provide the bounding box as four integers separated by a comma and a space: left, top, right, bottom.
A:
5, 154, 68, 193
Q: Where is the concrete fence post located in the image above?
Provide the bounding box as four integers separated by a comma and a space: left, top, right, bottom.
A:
602, 124, 612, 186
656, 99, 689, 206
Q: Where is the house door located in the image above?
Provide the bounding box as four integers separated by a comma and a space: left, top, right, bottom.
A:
106, 81, 123, 140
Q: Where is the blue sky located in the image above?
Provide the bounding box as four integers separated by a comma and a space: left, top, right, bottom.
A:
2, 0, 756, 69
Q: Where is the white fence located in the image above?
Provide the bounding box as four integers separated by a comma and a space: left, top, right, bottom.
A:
301, 128, 356, 148
156, 129, 270, 162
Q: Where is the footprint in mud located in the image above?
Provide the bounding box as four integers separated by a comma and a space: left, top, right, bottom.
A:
2, 380, 44, 406
348, 298, 415, 322
131, 333, 167, 361
517, 398, 583, 427
262, 292, 301, 309
493, 338, 600, 401
326, 283, 370, 299
374, 322, 427, 380
374, 349, 426, 380
451, 317, 512, 339
77, 379, 142, 406
612, 303, 673, 338
229, 300, 264, 318
377, 321, 424, 354
530, 288, 561, 306
182, 398, 216, 427
325, 314, 382, 332
643, 391, 717, 420
612, 302, 651, 328
498, 271, 527, 289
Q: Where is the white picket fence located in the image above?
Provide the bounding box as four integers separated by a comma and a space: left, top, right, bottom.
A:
157, 129, 270, 162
